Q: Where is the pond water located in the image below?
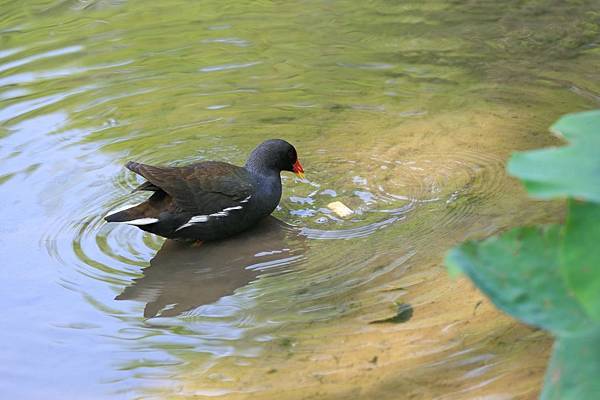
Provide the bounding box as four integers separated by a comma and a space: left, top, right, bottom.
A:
1, 1, 599, 399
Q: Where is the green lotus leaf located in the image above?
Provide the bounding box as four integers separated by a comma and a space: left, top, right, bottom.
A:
507, 110, 600, 203
560, 200, 600, 322
541, 331, 600, 400
445, 226, 593, 336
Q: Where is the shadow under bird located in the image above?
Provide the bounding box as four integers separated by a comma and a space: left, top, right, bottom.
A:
104, 139, 304, 241
115, 217, 305, 318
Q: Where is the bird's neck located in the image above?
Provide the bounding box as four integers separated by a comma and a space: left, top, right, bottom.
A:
245, 157, 277, 178
245, 153, 282, 206
245, 165, 282, 215
246, 165, 281, 186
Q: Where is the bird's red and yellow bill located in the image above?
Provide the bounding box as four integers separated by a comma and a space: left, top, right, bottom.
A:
293, 160, 305, 179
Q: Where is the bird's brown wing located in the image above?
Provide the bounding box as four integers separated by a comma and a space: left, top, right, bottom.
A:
126, 161, 254, 213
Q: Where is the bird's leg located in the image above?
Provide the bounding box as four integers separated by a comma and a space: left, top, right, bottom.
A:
192, 240, 204, 247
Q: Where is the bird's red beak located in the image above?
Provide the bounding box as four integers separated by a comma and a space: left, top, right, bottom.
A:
293, 159, 305, 179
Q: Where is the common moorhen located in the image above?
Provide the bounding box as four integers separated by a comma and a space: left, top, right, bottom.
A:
104, 139, 304, 241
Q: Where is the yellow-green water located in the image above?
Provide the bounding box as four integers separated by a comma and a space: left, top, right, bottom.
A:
1, 1, 599, 399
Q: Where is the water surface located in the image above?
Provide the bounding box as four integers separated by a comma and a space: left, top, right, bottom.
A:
1, 0, 599, 399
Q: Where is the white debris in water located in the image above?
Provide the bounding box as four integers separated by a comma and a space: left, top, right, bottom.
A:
327, 201, 353, 218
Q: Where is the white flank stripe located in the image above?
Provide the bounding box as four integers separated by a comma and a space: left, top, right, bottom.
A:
125, 218, 159, 225
105, 203, 140, 218
175, 215, 208, 231
175, 223, 192, 232
189, 215, 209, 223
174, 203, 245, 232
240, 195, 251, 203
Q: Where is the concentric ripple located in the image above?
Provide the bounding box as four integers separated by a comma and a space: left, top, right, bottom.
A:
32, 129, 517, 399
280, 150, 506, 242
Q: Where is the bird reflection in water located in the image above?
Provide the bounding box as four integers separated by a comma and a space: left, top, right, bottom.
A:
116, 217, 305, 318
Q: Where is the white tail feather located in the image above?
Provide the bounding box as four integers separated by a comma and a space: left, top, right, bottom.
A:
105, 203, 141, 218
125, 218, 159, 225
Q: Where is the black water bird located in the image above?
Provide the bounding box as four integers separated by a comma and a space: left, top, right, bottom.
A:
104, 139, 304, 241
